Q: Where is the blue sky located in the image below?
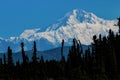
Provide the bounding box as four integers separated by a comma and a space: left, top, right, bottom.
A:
0, 0, 120, 38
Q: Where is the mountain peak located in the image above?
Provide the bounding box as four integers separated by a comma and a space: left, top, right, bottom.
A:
0, 9, 118, 52
46, 9, 102, 31
72, 9, 87, 15
68, 9, 101, 24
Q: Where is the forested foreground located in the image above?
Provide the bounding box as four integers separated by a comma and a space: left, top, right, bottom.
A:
0, 18, 120, 80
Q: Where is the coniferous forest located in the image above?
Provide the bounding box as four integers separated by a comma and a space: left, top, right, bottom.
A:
0, 18, 120, 80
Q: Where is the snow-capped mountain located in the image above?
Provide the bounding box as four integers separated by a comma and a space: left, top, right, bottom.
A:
0, 9, 118, 53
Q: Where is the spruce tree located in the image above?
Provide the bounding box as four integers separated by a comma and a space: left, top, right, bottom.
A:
21, 42, 28, 65
7, 46, 13, 66
32, 41, 37, 64
3, 54, 6, 65
61, 39, 64, 59
0, 58, 2, 65
7, 46, 14, 79
117, 17, 120, 33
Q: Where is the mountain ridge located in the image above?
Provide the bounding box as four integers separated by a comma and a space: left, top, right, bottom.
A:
0, 9, 118, 52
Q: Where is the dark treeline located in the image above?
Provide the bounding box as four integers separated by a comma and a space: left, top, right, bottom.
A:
0, 18, 120, 80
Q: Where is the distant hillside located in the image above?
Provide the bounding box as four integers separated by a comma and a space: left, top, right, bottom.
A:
0, 45, 89, 63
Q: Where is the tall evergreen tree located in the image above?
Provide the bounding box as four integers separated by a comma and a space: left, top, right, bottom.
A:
61, 39, 64, 59
7, 46, 13, 66
67, 38, 82, 69
77, 40, 83, 58
3, 54, 6, 65
115, 17, 120, 76
32, 41, 37, 63
117, 17, 120, 33
60, 39, 65, 66
0, 58, 2, 65
7, 46, 14, 79
0, 58, 3, 78
21, 42, 28, 65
